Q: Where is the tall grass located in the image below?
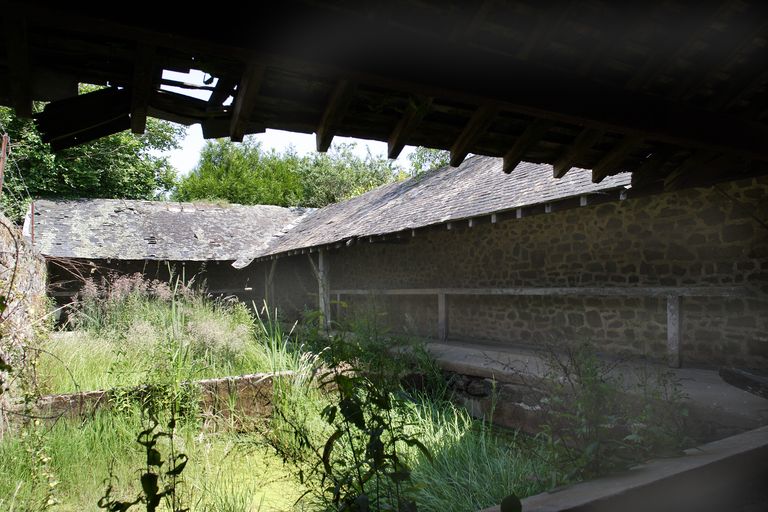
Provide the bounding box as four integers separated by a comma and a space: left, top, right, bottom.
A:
407, 396, 550, 511
0, 407, 305, 511
35, 277, 303, 394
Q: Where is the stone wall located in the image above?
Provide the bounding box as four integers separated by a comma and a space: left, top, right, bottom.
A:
323, 177, 768, 368
0, 213, 47, 433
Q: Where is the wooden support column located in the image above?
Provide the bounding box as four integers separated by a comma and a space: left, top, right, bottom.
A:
318, 250, 331, 331
265, 259, 277, 308
437, 292, 447, 341
308, 250, 331, 331
667, 295, 682, 368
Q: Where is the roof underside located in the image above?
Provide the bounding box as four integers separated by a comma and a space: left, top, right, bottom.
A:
30, 199, 310, 261
2, 2, 768, 193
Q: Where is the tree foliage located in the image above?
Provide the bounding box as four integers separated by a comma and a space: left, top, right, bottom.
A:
0, 102, 184, 222
174, 139, 399, 208
407, 146, 450, 176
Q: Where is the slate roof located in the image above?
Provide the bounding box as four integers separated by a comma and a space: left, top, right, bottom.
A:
26, 199, 311, 261
236, 156, 631, 265
28, 157, 631, 265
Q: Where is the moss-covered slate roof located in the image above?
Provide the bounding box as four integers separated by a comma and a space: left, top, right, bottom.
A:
27, 199, 311, 261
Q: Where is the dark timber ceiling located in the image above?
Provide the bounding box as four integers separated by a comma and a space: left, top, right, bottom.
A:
2, 1, 768, 192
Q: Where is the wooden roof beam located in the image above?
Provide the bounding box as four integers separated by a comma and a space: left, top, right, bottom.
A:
591, 135, 643, 183
36, 87, 130, 142
3, 10, 32, 118
49, 116, 130, 151
316, 80, 356, 152
207, 77, 237, 110
630, 150, 674, 190
450, 104, 497, 167
502, 119, 552, 173
552, 128, 603, 178
129, 44, 156, 134
388, 96, 432, 159
663, 151, 719, 190
230, 60, 265, 142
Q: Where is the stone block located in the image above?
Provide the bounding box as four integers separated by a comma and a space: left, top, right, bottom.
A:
586, 310, 603, 328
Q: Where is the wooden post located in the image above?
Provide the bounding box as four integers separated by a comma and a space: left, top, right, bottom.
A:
437, 292, 447, 341
317, 249, 331, 331
667, 295, 682, 368
264, 259, 276, 308
0, 134, 8, 196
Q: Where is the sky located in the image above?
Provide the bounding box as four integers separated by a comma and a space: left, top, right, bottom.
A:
161, 70, 414, 177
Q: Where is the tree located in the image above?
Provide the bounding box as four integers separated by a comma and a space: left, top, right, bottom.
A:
0, 101, 185, 222
174, 140, 398, 208
407, 146, 450, 176
297, 143, 397, 207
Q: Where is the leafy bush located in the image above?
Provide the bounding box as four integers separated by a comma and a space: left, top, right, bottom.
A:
531, 343, 690, 481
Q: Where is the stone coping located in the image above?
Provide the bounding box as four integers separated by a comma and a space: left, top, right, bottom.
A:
479, 425, 768, 512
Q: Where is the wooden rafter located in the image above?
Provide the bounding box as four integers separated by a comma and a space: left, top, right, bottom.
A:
129, 44, 156, 134
207, 77, 237, 110
663, 150, 720, 190
316, 80, 356, 152
552, 128, 603, 178
229, 60, 265, 142
450, 104, 497, 167
36, 87, 131, 146
388, 96, 432, 159
591, 135, 643, 183
3, 10, 32, 118
502, 119, 552, 173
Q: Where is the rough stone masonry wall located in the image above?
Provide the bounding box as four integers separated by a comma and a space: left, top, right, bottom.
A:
0, 213, 47, 433
330, 177, 768, 368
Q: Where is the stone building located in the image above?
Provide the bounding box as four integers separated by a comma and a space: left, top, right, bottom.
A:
24, 199, 310, 305
238, 157, 767, 369
25, 157, 768, 369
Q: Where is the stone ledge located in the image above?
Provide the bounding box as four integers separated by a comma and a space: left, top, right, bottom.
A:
32, 371, 296, 421
479, 425, 768, 512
